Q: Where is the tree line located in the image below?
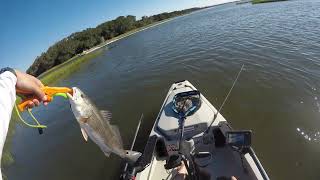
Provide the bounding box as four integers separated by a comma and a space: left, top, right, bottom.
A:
27, 7, 203, 76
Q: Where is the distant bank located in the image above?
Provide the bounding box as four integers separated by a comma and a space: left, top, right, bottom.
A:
26, 7, 206, 77
252, 0, 288, 4
37, 17, 177, 85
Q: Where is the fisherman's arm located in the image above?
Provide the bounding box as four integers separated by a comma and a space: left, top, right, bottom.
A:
0, 68, 17, 180
0, 69, 17, 162
0, 68, 48, 127
0, 68, 47, 178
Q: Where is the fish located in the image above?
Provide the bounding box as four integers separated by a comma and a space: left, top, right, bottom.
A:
67, 87, 141, 163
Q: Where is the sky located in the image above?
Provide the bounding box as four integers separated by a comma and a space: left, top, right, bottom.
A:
0, 0, 235, 71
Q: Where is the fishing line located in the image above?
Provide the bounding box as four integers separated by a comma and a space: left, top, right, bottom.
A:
204, 64, 245, 133
14, 92, 69, 131
14, 103, 47, 129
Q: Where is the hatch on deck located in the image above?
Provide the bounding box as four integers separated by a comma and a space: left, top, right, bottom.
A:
155, 81, 214, 140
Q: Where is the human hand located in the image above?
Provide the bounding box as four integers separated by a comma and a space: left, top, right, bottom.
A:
177, 161, 188, 175
15, 70, 48, 108
174, 161, 188, 180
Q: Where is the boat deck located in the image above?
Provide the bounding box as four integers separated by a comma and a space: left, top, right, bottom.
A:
195, 143, 259, 180
136, 135, 261, 180
135, 80, 266, 180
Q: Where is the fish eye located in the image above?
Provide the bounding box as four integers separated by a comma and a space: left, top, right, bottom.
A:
81, 94, 84, 98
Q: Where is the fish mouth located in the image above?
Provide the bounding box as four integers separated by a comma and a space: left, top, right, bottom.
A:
67, 93, 73, 99
67, 87, 77, 100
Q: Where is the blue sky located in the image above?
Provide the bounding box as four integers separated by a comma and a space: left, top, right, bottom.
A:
0, 0, 234, 71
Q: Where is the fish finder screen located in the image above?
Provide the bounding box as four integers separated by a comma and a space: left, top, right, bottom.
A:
227, 131, 251, 147
228, 134, 245, 144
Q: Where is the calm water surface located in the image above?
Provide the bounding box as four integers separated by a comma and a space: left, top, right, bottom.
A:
5, 0, 320, 179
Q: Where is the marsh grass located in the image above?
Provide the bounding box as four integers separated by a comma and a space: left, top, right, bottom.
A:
39, 49, 103, 85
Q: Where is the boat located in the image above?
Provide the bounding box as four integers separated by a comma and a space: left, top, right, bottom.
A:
121, 80, 269, 180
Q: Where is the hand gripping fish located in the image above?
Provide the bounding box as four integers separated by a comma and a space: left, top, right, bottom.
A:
67, 87, 141, 163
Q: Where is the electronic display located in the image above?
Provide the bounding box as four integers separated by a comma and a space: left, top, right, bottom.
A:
227, 130, 252, 148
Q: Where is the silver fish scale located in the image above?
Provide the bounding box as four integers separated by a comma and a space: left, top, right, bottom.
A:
86, 103, 125, 156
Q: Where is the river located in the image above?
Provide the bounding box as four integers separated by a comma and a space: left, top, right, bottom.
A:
5, 0, 320, 179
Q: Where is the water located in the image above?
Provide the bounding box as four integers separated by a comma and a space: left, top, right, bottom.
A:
5, 0, 320, 179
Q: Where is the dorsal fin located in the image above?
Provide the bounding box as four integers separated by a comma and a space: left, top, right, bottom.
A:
100, 110, 112, 122
111, 125, 123, 148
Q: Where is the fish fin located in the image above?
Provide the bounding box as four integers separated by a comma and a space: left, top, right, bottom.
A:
112, 125, 123, 148
80, 128, 88, 141
104, 151, 111, 157
80, 117, 89, 123
100, 110, 112, 122
101, 144, 112, 157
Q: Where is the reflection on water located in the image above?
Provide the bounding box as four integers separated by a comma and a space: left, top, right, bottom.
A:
296, 128, 320, 142
297, 85, 320, 143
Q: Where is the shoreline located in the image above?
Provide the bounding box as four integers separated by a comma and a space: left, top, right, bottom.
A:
37, 17, 176, 80
252, 0, 288, 4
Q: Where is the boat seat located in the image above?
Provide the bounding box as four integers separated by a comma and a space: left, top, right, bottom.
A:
155, 138, 168, 158
213, 122, 232, 148
194, 152, 213, 168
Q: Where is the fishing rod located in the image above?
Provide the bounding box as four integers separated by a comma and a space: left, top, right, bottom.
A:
121, 114, 143, 176
204, 64, 245, 134
130, 114, 144, 151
